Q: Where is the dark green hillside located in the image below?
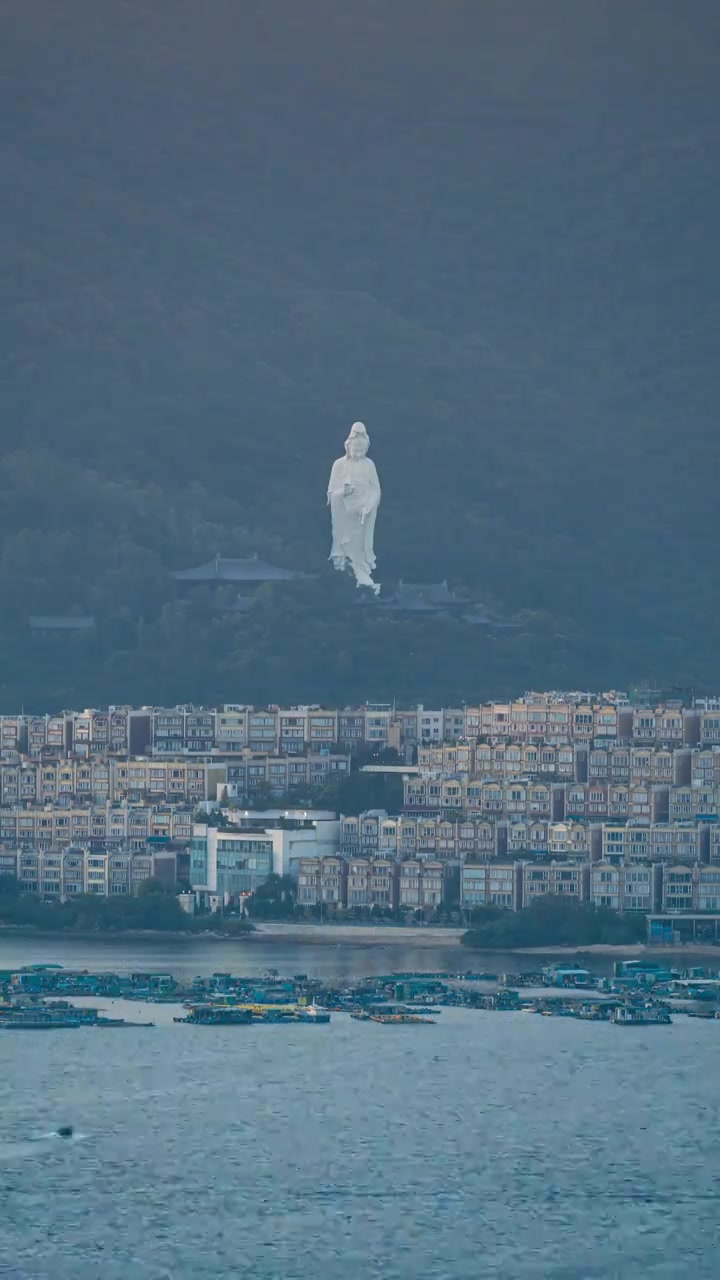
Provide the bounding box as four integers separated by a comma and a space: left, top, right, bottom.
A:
2, 1, 719, 708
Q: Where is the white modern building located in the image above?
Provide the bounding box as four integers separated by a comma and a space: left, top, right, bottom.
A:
189, 812, 341, 893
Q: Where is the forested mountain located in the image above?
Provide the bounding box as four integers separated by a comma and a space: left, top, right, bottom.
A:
2, 1, 719, 709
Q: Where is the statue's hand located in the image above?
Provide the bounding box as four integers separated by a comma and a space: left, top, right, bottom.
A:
342, 482, 354, 496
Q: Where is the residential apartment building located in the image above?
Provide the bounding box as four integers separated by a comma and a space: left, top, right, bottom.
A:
522, 861, 590, 906
337, 711, 366, 750
412, 708, 465, 744
363, 708, 392, 748
0, 756, 228, 807
7, 846, 164, 898
295, 856, 348, 910
345, 857, 399, 910
417, 743, 478, 775
696, 867, 720, 912
460, 862, 522, 911
699, 712, 720, 746
505, 821, 551, 858
504, 820, 600, 861
403, 776, 556, 819
590, 862, 660, 912
586, 747, 690, 786
340, 813, 501, 860
66, 708, 135, 756
111, 759, 223, 804
558, 783, 670, 823
601, 822, 710, 866
0, 716, 25, 757
343, 811, 704, 867
646, 863, 720, 913
691, 748, 720, 787
221, 751, 350, 798
398, 860, 456, 911
1, 694, 718, 768
463, 696, 621, 745
276, 708, 340, 753
662, 866, 698, 912
214, 708, 250, 753
476, 742, 577, 779
294, 855, 453, 913
0, 804, 193, 851
668, 786, 720, 822
24, 715, 69, 757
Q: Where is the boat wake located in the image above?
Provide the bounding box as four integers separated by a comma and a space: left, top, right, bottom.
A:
37, 1129, 87, 1142
0, 1131, 88, 1164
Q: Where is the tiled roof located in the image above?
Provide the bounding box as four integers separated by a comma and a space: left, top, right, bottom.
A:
173, 554, 302, 582
396, 580, 461, 606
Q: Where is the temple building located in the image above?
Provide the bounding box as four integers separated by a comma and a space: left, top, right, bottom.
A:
377, 580, 469, 613
173, 553, 305, 584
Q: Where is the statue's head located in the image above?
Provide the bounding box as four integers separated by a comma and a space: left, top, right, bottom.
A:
345, 421, 369, 459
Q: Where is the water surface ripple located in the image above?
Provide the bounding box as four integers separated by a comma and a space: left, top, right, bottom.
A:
1, 1006, 717, 1278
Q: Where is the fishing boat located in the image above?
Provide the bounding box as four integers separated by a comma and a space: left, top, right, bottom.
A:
93, 1016, 155, 1028
610, 1005, 672, 1026
360, 1012, 436, 1025
293, 1006, 331, 1024
46, 1001, 154, 1028
0, 1010, 83, 1029
174, 1005, 253, 1026
575, 1003, 612, 1021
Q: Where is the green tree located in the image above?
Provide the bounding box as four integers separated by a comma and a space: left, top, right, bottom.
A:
137, 876, 167, 896
246, 873, 296, 919
462, 896, 646, 950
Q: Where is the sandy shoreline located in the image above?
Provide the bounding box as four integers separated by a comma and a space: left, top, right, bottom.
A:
2, 920, 719, 959
250, 924, 720, 958
252, 923, 466, 946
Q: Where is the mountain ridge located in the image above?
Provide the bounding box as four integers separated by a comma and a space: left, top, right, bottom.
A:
2, 1, 719, 706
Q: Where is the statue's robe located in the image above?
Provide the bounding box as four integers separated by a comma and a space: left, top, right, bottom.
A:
327, 455, 381, 586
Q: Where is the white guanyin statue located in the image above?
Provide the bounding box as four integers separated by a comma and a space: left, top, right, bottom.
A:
327, 422, 381, 594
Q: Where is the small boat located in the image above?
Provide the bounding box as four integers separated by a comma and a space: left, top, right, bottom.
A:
368, 1013, 436, 1025
94, 1017, 155, 1028
293, 1006, 331, 1024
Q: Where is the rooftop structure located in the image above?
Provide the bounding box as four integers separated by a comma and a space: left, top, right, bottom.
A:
380, 580, 469, 612
173, 554, 304, 583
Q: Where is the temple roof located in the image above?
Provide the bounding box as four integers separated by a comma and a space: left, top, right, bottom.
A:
380, 580, 469, 610
173, 554, 303, 583
380, 598, 450, 613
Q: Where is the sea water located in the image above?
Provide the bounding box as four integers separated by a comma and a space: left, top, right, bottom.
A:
1, 983, 718, 1278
